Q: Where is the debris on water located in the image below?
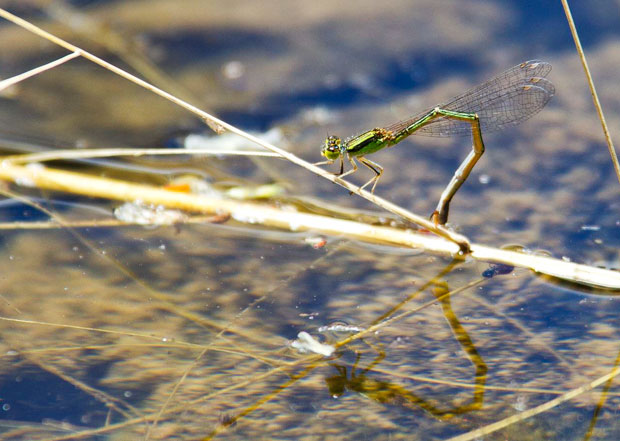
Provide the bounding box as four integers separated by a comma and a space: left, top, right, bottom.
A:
222, 60, 245, 80
580, 225, 601, 231
184, 127, 286, 153
482, 263, 515, 278
318, 323, 363, 334
290, 331, 335, 357
114, 201, 187, 226
512, 394, 527, 411
478, 174, 491, 184
225, 183, 285, 200
165, 176, 223, 198
304, 236, 327, 249
15, 162, 45, 187
301, 106, 335, 125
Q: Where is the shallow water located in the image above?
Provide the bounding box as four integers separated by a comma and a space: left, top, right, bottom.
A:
1, 1, 620, 440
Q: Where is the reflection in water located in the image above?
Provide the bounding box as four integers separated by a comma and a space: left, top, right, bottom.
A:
584, 347, 620, 441
325, 283, 487, 419
203, 262, 489, 440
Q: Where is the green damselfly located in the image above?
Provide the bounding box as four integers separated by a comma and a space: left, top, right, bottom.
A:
318, 60, 554, 225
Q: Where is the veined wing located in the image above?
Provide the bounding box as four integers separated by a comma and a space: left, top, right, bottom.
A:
385, 60, 555, 137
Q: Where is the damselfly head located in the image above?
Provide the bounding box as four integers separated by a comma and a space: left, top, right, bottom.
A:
321, 135, 342, 160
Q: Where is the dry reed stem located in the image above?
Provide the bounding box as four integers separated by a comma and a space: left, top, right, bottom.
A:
4, 147, 282, 163
561, 0, 620, 184
0, 51, 80, 91
0, 161, 617, 290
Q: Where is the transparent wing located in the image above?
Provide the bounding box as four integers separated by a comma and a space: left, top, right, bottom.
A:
385, 60, 555, 137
